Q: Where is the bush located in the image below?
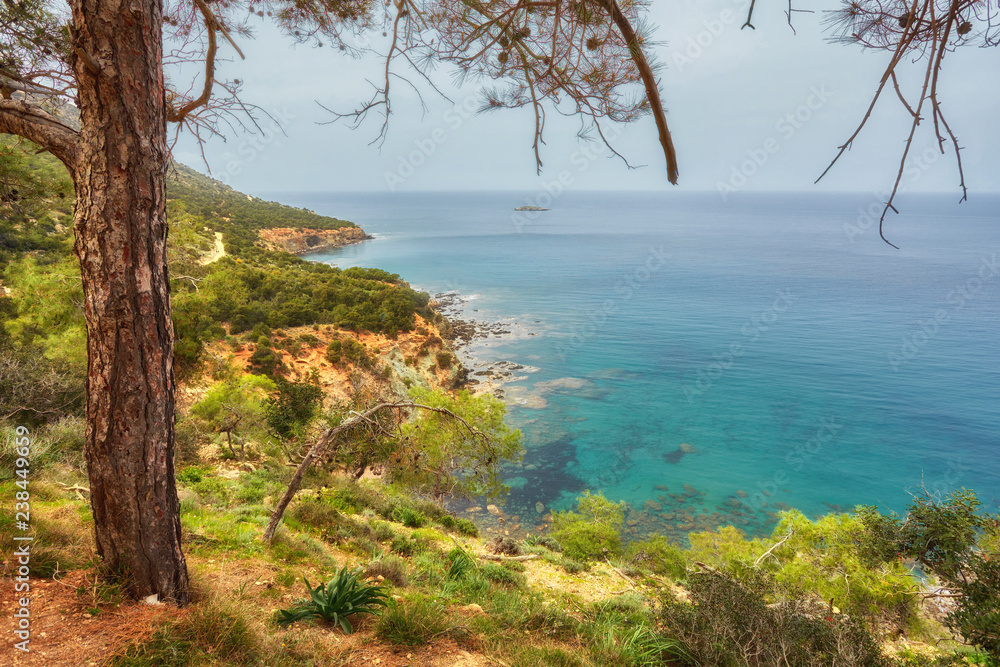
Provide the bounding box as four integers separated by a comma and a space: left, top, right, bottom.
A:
688, 513, 918, 626
626, 535, 688, 580
392, 506, 427, 528
264, 375, 323, 437
276, 567, 388, 633
437, 514, 478, 537
525, 534, 562, 552
325, 336, 373, 368
660, 569, 891, 667
947, 554, 1000, 660
551, 490, 626, 562
481, 562, 526, 589
247, 342, 284, 377
391, 535, 423, 557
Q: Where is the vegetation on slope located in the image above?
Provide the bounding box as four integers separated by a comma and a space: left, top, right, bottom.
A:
0, 139, 436, 400
3, 419, 998, 667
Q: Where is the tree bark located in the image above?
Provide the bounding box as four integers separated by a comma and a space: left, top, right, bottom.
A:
69, 0, 189, 604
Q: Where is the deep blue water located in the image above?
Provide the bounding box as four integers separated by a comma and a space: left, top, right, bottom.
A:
273, 190, 1000, 538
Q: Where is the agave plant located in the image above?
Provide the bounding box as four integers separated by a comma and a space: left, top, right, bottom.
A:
277, 566, 389, 633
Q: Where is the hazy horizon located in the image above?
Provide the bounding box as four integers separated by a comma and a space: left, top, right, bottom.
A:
171, 0, 1000, 198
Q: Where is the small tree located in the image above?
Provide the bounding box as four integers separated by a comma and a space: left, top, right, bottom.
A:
189, 374, 276, 460
262, 391, 522, 541
856, 489, 1000, 658
393, 387, 523, 502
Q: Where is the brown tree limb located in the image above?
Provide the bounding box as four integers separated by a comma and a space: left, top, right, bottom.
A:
0, 99, 79, 171
599, 0, 679, 184
168, 0, 219, 123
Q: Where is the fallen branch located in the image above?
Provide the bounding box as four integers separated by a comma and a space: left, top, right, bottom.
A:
58, 483, 90, 502
477, 553, 540, 562
606, 558, 638, 587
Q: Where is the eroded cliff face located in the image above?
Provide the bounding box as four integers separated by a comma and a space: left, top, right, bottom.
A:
186, 314, 463, 412
258, 226, 372, 255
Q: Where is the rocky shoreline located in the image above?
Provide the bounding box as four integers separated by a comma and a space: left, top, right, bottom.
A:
431, 291, 540, 399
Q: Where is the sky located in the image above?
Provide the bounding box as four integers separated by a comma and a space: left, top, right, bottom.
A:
171, 0, 1000, 197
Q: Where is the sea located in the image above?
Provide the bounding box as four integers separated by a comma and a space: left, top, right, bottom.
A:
272, 190, 1000, 541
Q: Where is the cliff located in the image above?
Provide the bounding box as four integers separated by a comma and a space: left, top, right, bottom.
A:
186, 313, 464, 412
258, 226, 372, 255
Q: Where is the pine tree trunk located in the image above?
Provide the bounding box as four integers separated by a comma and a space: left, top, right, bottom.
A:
70, 0, 189, 604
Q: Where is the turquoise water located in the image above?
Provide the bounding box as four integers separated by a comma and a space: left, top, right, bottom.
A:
278, 190, 1000, 538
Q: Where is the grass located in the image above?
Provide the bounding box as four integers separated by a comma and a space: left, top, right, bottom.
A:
108, 597, 264, 666
375, 594, 449, 646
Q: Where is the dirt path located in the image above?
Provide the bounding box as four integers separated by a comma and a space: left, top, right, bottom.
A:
199, 232, 225, 265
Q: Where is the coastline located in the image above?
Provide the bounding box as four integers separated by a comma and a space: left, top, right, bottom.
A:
431, 291, 540, 400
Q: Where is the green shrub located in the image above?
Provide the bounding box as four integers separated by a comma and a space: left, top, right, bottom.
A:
370, 520, 396, 542
391, 535, 423, 557
264, 375, 323, 437
551, 490, 625, 561
552, 519, 621, 561
947, 554, 1000, 660
854, 489, 1000, 657
454, 517, 479, 536
626, 535, 688, 580
325, 335, 374, 368
176, 465, 211, 485
437, 514, 478, 537
525, 535, 561, 552
392, 506, 427, 528
481, 562, 526, 589
191, 476, 231, 506
276, 567, 388, 633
